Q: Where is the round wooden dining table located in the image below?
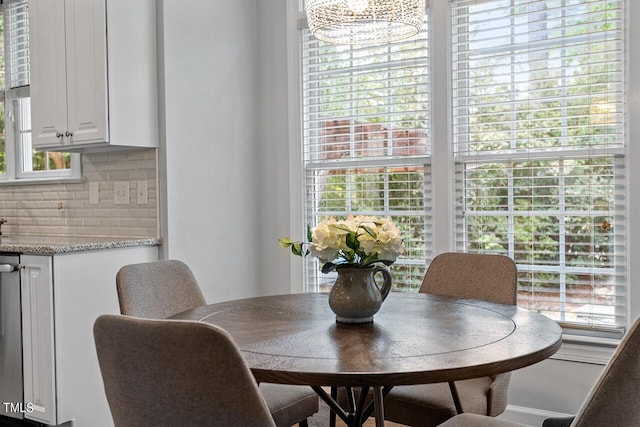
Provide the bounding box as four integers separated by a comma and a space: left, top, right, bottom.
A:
171, 292, 562, 427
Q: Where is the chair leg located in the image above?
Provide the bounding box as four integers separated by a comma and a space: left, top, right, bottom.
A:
329, 386, 337, 427
448, 381, 464, 414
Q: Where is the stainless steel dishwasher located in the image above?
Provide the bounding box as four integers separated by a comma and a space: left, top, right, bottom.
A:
0, 254, 24, 420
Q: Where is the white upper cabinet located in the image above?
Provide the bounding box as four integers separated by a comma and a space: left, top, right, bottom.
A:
29, 0, 158, 152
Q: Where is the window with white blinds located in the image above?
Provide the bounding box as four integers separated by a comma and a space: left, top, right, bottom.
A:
0, 0, 78, 181
451, 0, 626, 334
300, 13, 432, 292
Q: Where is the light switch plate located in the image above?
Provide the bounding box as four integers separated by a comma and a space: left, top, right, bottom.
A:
136, 180, 148, 205
114, 181, 130, 205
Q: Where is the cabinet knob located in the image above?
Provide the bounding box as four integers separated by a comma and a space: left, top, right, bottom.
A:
56, 131, 63, 138
65, 131, 73, 138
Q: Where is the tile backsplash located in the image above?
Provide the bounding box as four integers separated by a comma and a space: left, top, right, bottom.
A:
0, 149, 159, 238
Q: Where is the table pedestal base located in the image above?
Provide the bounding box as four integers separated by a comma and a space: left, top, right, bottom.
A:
311, 386, 393, 427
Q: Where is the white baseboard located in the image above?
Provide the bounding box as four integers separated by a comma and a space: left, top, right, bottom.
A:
499, 405, 574, 426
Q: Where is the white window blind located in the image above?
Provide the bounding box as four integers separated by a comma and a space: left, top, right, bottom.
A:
6, 0, 29, 88
300, 13, 432, 292
451, 0, 626, 334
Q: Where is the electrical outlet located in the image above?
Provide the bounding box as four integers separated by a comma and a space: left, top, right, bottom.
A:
136, 180, 148, 205
114, 181, 130, 205
89, 182, 100, 205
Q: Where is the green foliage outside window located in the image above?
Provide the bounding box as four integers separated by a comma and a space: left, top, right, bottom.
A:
31, 151, 71, 171
311, 169, 427, 290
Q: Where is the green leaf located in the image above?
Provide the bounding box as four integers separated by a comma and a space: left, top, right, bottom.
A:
291, 242, 304, 257
360, 224, 377, 238
345, 232, 359, 251
360, 253, 378, 265
278, 237, 293, 248
343, 249, 356, 263
321, 262, 337, 274
331, 223, 352, 233
307, 224, 313, 242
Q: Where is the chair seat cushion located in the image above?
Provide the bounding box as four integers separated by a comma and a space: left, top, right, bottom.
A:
384, 377, 494, 427
260, 383, 319, 427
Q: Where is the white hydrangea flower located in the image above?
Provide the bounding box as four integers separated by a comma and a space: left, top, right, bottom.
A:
354, 216, 404, 262
376, 218, 404, 261
309, 218, 341, 262
282, 214, 404, 268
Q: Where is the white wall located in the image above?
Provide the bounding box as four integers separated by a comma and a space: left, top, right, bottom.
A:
157, 0, 261, 302
256, 0, 297, 296
503, 356, 606, 424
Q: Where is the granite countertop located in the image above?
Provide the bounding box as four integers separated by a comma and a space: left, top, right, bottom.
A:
0, 235, 162, 254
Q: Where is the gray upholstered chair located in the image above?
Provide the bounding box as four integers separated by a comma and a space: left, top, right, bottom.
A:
438, 314, 640, 427
382, 252, 518, 427
94, 314, 277, 427
115, 259, 319, 427
116, 259, 206, 319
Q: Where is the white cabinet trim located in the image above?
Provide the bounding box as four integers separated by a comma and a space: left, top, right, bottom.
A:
20, 255, 57, 425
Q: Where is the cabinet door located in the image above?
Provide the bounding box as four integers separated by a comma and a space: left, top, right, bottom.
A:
29, 0, 68, 147
20, 255, 57, 425
64, 0, 109, 145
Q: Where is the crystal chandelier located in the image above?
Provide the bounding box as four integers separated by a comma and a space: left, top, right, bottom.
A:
305, 0, 426, 46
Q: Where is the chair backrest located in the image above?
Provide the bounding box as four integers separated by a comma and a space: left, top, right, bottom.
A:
116, 259, 206, 319
94, 314, 276, 427
419, 252, 518, 306
571, 315, 640, 427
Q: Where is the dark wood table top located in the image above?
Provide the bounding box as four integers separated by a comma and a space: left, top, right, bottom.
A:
171, 292, 562, 388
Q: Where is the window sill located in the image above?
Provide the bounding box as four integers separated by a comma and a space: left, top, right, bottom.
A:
0, 177, 85, 186
552, 334, 619, 365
